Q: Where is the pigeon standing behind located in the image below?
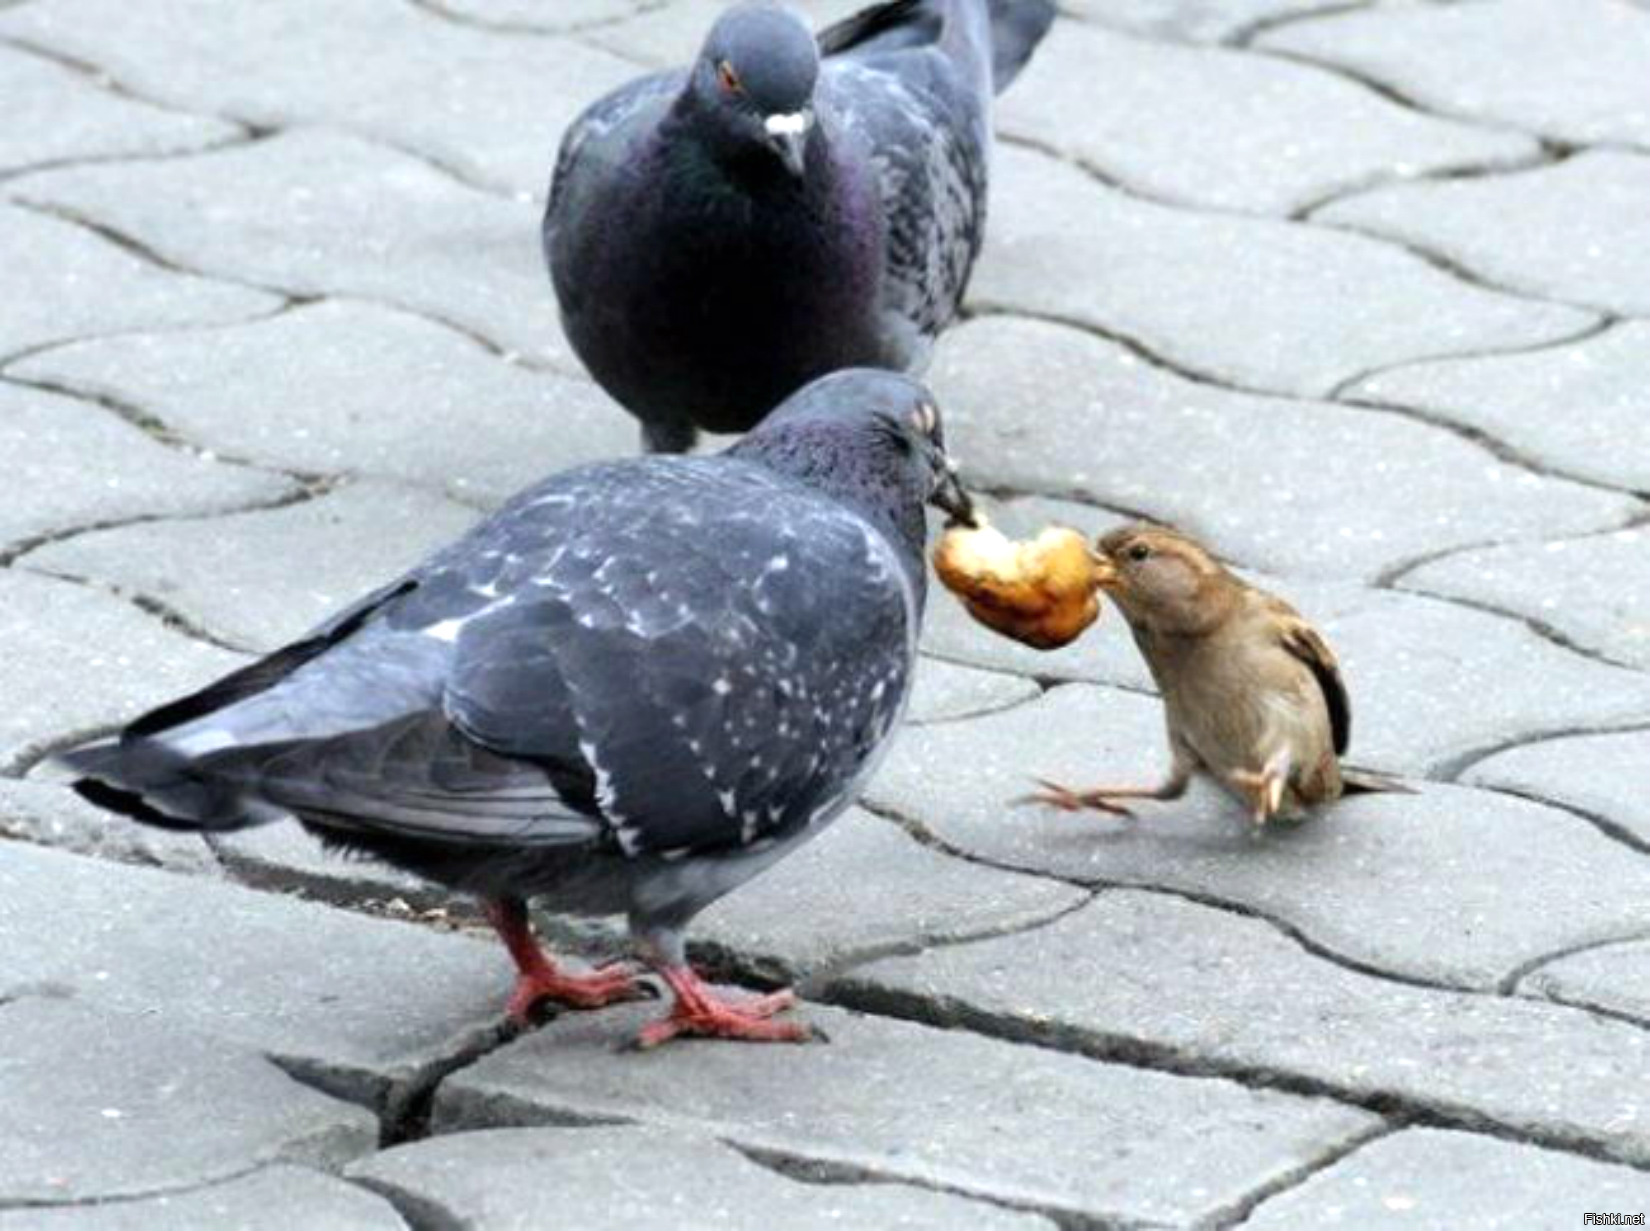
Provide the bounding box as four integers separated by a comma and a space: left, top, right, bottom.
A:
1028, 525, 1405, 826
61, 370, 975, 1047
545, 0, 1057, 453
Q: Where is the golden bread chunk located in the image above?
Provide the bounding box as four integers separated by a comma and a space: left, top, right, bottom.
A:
933, 519, 1103, 650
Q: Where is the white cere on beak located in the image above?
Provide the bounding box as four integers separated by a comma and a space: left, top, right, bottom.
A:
763, 111, 811, 137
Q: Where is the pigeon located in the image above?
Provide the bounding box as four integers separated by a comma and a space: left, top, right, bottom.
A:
60, 369, 975, 1047
1027, 525, 1406, 827
544, 0, 1058, 453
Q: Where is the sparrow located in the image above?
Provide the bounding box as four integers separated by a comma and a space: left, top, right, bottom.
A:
1027, 524, 1403, 826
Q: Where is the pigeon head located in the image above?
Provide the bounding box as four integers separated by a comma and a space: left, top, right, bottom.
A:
689, 2, 821, 178
731, 369, 975, 564
1092, 524, 1241, 636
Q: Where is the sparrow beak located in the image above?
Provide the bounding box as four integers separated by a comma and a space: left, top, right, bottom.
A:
1088, 550, 1120, 590
764, 111, 812, 178
929, 454, 977, 527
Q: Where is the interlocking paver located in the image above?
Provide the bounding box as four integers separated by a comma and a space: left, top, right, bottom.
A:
998, 19, 1536, 216
1465, 730, 1650, 849
1317, 151, 1650, 316
11, 131, 572, 364
436, 998, 1380, 1229
0, 43, 240, 175
967, 146, 1594, 398
386, 0, 663, 36
350, 1125, 1054, 1230
31, 478, 482, 652
0, 996, 376, 1205
0, 0, 639, 197
1520, 939, 1650, 1029
1237, 1128, 1650, 1229
929, 316, 1634, 579
0, 842, 508, 1110
12, 300, 628, 504
1401, 527, 1650, 671
0, 202, 278, 359
864, 685, 1650, 989
0, 382, 294, 560
0, 570, 246, 772
0, 1168, 408, 1231
1347, 320, 1650, 493
0, 778, 213, 873
582, 0, 857, 64
1258, 0, 1650, 150
830, 891, 1650, 1164
1065, 0, 1356, 44
907, 655, 1042, 725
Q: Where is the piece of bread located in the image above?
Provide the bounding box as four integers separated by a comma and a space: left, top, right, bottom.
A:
933, 518, 1103, 650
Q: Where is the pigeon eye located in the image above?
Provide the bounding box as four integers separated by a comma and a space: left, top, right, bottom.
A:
1127, 543, 1152, 562
717, 60, 744, 94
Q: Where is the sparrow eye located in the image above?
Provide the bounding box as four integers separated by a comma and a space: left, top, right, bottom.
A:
717, 60, 743, 94
1127, 543, 1151, 562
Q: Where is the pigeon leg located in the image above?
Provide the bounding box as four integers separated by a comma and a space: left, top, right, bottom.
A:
634, 966, 815, 1049
483, 897, 651, 1023
1019, 756, 1193, 818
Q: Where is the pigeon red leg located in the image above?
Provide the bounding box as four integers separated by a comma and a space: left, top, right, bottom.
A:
634, 966, 814, 1048
483, 897, 650, 1023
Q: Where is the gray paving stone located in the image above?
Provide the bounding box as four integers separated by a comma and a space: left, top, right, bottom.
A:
12, 300, 631, 505
1317, 151, 1650, 317
967, 146, 1593, 398
0, 381, 294, 559
0, 570, 247, 773
209, 822, 450, 913
1521, 940, 1650, 1029
0, 842, 511, 1110
350, 1125, 1052, 1231
0, 996, 376, 1205
1239, 1127, 1650, 1229
1348, 320, 1650, 494
929, 317, 1633, 579
1402, 527, 1650, 671
864, 685, 1650, 988
907, 655, 1042, 725
1465, 730, 1650, 849
1258, 0, 1650, 150
832, 891, 1650, 1165
429, 0, 655, 31
11, 131, 572, 364
0, 202, 278, 359
0, 1166, 409, 1231
0, 778, 214, 873
435, 1000, 1379, 1229
32, 478, 481, 653
583, 1, 857, 65
1064, 0, 1356, 43
997, 19, 1536, 216
0, 0, 639, 197
0, 43, 240, 175
687, 808, 1085, 983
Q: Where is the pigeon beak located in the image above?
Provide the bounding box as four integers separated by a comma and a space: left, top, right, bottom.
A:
929, 455, 977, 527
763, 111, 812, 178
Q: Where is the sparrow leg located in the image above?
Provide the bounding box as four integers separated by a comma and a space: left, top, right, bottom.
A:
634, 966, 816, 1049
1020, 756, 1193, 818
483, 897, 652, 1023
1228, 749, 1292, 828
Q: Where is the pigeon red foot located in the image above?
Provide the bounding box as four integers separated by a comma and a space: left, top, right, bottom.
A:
635, 966, 815, 1049
485, 897, 652, 1024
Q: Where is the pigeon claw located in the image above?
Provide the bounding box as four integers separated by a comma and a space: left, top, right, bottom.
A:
633, 970, 816, 1049
1017, 778, 1136, 818
507, 962, 655, 1025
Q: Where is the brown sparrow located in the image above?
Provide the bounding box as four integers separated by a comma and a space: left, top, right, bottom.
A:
1028, 524, 1401, 826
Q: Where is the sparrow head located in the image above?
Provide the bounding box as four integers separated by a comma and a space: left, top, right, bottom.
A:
692, 2, 820, 179
1090, 524, 1240, 636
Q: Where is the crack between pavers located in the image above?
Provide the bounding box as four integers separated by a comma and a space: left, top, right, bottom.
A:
917, 647, 1159, 701
1287, 143, 1562, 223
909, 686, 1049, 730
1472, 784, 1650, 860
0, 1164, 274, 1214
2, 720, 123, 779
0, 294, 300, 377
1499, 930, 1650, 998
1205, 1120, 1400, 1231
402, 0, 671, 39
1222, 2, 1376, 49
19, 564, 261, 655
1393, 581, 1650, 676
342, 1173, 467, 1231
0, 34, 257, 132
1437, 727, 1650, 805
0, 130, 263, 187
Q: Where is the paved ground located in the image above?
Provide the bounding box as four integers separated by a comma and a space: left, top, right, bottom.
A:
2, 0, 1648, 1227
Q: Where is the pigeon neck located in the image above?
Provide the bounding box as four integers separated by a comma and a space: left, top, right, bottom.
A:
666, 88, 823, 194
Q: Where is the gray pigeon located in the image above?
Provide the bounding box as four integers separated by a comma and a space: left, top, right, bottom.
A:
60, 370, 975, 1048
545, 0, 1057, 453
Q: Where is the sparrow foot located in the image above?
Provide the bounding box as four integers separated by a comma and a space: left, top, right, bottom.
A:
633, 968, 820, 1049
1017, 778, 1137, 817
